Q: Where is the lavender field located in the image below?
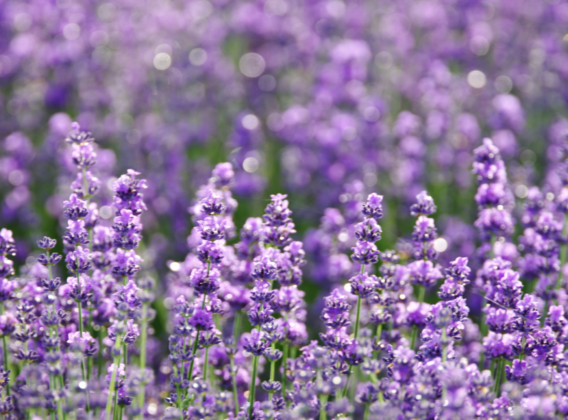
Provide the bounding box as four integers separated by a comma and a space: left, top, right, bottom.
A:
0, 0, 567, 419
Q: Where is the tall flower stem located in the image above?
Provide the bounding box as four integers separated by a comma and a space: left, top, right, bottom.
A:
229, 355, 239, 414
319, 394, 328, 420
343, 295, 363, 398
269, 344, 276, 381
98, 329, 104, 377
354, 295, 362, 339
173, 366, 183, 418
375, 323, 383, 345
281, 343, 288, 399
233, 311, 242, 344
493, 357, 505, 397
186, 297, 206, 385
105, 335, 122, 420
186, 329, 200, 383
74, 273, 90, 413
247, 355, 259, 418
137, 303, 148, 420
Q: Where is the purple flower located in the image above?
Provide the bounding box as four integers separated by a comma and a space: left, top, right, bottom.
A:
112, 209, 143, 249
0, 229, 15, 257
188, 267, 221, 296
263, 194, 293, 227
348, 273, 378, 298
412, 216, 437, 242
474, 207, 514, 237
351, 241, 379, 265
251, 255, 277, 281
243, 329, 269, 356
0, 278, 17, 302
197, 241, 225, 265
113, 169, 148, 216
65, 122, 94, 145
410, 191, 437, 216
354, 218, 382, 243
0, 313, 17, 336
189, 309, 214, 331
65, 246, 91, 274
62, 194, 88, 220
535, 211, 561, 239
485, 308, 517, 333
200, 191, 226, 216
482, 332, 514, 360
112, 248, 142, 278
505, 359, 532, 385
474, 183, 506, 207
406, 302, 431, 328
408, 260, 443, 288
211, 162, 235, 188
361, 193, 383, 220
0, 257, 14, 279
197, 216, 227, 241
71, 143, 97, 169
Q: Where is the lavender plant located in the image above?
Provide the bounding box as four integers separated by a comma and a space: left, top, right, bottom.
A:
3, 1, 568, 418
3, 123, 568, 420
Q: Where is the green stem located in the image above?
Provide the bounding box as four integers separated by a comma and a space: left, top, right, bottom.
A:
364, 404, 370, 420
113, 386, 119, 420
105, 335, 122, 420
247, 355, 259, 419
269, 342, 276, 382
343, 295, 363, 399
186, 330, 200, 383
354, 296, 362, 340
185, 297, 207, 386
138, 304, 148, 420
123, 342, 127, 368
81, 358, 91, 412
229, 356, 239, 414
173, 366, 183, 419
493, 357, 505, 397
233, 311, 242, 345
375, 323, 383, 345
342, 372, 352, 398
50, 376, 54, 417
319, 394, 328, 420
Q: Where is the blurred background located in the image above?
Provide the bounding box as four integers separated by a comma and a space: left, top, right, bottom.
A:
0, 0, 567, 304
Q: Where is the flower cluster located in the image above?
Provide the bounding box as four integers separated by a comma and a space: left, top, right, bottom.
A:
4, 13, 568, 413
